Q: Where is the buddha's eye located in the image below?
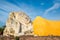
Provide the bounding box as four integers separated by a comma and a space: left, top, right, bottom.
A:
25, 17, 29, 21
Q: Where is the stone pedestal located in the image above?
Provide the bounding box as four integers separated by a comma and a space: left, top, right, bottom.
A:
19, 35, 60, 40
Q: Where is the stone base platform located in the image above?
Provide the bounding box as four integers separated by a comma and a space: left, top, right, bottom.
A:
0, 35, 60, 40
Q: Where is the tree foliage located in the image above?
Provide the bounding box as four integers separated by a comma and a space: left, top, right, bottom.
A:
0, 25, 6, 35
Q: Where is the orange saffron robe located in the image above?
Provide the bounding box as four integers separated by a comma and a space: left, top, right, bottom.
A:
33, 16, 60, 36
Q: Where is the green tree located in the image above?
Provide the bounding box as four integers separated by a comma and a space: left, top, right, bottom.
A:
0, 25, 6, 35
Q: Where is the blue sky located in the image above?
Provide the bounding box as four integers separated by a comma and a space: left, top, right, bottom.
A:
0, 0, 60, 26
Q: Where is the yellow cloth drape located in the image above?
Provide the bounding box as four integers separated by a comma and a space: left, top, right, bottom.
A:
33, 16, 60, 36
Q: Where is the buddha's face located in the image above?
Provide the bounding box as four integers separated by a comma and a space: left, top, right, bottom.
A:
10, 12, 31, 25
4, 12, 33, 36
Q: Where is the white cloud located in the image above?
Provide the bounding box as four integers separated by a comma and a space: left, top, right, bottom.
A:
44, 3, 60, 15
0, 1, 22, 12
0, 1, 23, 23
0, 1, 43, 21
0, 1, 37, 21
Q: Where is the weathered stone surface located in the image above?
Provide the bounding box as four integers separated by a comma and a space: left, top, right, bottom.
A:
0, 35, 60, 40
19, 35, 60, 40
3, 12, 33, 37
0, 35, 17, 40
3, 36, 15, 40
